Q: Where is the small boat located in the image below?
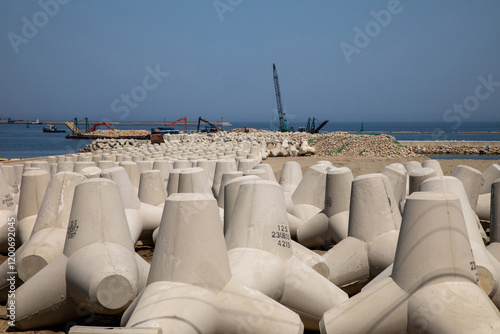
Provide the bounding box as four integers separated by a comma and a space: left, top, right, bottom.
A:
43, 124, 66, 133
32, 117, 42, 124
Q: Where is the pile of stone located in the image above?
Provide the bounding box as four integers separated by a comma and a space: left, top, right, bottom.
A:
409, 145, 500, 155
69, 129, 150, 139
310, 132, 419, 158
79, 131, 421, 158
80, 138, 145, 152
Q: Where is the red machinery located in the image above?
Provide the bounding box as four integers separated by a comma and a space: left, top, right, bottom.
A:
85, 122, 115, 133
169, 117, 187, 132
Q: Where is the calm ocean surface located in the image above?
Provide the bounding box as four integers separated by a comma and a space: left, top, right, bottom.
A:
1, 121, 499, 160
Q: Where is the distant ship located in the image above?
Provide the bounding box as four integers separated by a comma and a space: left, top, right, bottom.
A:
31, 117, 42, 125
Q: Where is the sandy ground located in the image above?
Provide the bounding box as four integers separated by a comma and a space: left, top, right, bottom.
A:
1, 155, 499, 333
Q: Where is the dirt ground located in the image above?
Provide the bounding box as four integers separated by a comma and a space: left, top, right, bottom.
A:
1, 155, 499, 333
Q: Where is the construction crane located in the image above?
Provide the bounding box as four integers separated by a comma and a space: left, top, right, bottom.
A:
273, 63, 289, 132
305, 117, 329, 134
197, 117, 220, 133
169, 117, 187, 132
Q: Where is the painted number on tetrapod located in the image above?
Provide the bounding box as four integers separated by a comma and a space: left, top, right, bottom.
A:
67, 220, 79, 239
2, 194, 14, 208
271, 224, 291, 248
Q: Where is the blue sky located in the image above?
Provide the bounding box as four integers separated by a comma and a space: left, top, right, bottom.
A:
1, 0, 499, 124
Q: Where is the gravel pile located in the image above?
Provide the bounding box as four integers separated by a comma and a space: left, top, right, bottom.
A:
409, 145, 500, 155
310, 132, 419, 158
69, 129, 150, 139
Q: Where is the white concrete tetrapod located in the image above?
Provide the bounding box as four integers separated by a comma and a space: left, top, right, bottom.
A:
73, 161, 96, 174
1, 164, 20, 196
177, 167, 213, 196
120, 161, 140, 189
422, 159, 444, 176
477, 192, 493, 221
290, 164, 329, 222
225, 180, 348, 330
243, 168, 268, 179
480, 164, 500, 194
81, 166, 101, 179
0, 170, 16, 253
17, 170, 51, 245
124, 193, 303, 334
212, 159, 237, 198
254, 163, 277, 182
16, 172, 86, 282
97, 160, 116, 170
216, 171, 243, 208
404, 160, 422, 175
321, 192, 500, 334
101, 167, 162, 243
322, 173, 401, 293
136, 160, 153, 175
173, 159, 191, 170
419, 176, 499, 297
166, 168, 181, 196
408, 167, 436, 195
223, 175, 260, 234
279, 161, 303, 194
31, 161, 50, 172
195, 159, 216, 186
11, 178, 147, 330
237, 158, 256, 172
382, 163, 407, 212
138, 170, 167, 208
152, 159, 170, 186
451, 164, 482, 211
476, 164, 500, 220
297, 167, 353, 248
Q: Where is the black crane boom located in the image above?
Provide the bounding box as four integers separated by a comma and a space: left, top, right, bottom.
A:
273, 64, 288, 132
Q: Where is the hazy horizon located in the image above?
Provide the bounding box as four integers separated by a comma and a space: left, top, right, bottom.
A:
1, 1, 499, 126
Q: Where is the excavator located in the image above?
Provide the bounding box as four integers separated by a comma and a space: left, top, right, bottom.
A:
85, 122, 115, 133
197, 117, 220, 133
169, 117, 187, 132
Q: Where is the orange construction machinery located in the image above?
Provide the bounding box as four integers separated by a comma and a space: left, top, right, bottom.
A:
85, 122, 115, 133
169, 117, 187, 132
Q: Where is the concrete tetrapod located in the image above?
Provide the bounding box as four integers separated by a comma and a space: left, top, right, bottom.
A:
476, 164, 500, 220
422, 159, 444, 176
419, 176, 499, 298
123, 193, 303, 334
290, 164, 329, 222
297, 167, 354, 248
223, 175, 303, 238
451, 164, 482, 211
381, 163, 407, 212
279, 161, 303, 195
101, 167, 162, 243
225, 179, 348, 330
177, 167, 213, 196
320, 192, 500, 334
408, 167, 437, 195
16, 172, 86, 282
138, 170, 167, 208
322, 173, 401, 294
11, 178, 148, 330
216, 171, 243, 208
212, 159, 237, 199
0, 170, 17, 253
254, 163, 277, 182
17, 170, 51, 245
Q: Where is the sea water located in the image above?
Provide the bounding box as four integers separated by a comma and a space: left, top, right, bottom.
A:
0, 121, 499, 160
